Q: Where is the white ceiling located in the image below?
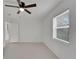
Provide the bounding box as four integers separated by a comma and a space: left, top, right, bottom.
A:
4, 0, 62, 22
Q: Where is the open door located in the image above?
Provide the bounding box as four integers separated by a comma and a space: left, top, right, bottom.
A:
8, 22, 19, 42
4, 22, 19, 43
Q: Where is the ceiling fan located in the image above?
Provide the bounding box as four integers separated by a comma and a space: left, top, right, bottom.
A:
5, 0, 37, 14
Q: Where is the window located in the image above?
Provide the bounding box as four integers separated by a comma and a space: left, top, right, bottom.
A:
53, 10, 70, 43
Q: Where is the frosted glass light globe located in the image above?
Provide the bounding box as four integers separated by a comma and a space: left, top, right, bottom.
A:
19, 8, 24, 12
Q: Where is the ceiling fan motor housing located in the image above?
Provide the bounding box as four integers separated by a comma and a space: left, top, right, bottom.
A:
19, 2, 25, 8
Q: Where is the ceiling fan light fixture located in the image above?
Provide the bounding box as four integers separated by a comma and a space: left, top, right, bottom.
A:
19, 8, 24, 12
5, 0, 37, 14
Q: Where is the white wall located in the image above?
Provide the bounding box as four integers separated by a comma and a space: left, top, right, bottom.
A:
19, 16, 44, 42
4, 16, 44, 42
43, 0, 76, 59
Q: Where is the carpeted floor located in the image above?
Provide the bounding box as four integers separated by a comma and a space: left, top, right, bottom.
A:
3, 42, 59, 59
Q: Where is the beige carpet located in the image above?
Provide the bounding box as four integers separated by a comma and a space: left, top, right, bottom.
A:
4, 42, 59, 59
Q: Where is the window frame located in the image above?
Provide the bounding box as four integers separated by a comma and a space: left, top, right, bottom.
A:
53, 9, 70, 43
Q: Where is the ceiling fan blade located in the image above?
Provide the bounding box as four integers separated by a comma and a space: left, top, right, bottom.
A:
17, 0, 21, 4
24, 9, 31, 14
17, 10, 20, 14
5, 5, 19, 8
25, 3, 36, 8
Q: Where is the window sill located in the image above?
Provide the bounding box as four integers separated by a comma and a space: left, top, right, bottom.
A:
54, 38, 70, 43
